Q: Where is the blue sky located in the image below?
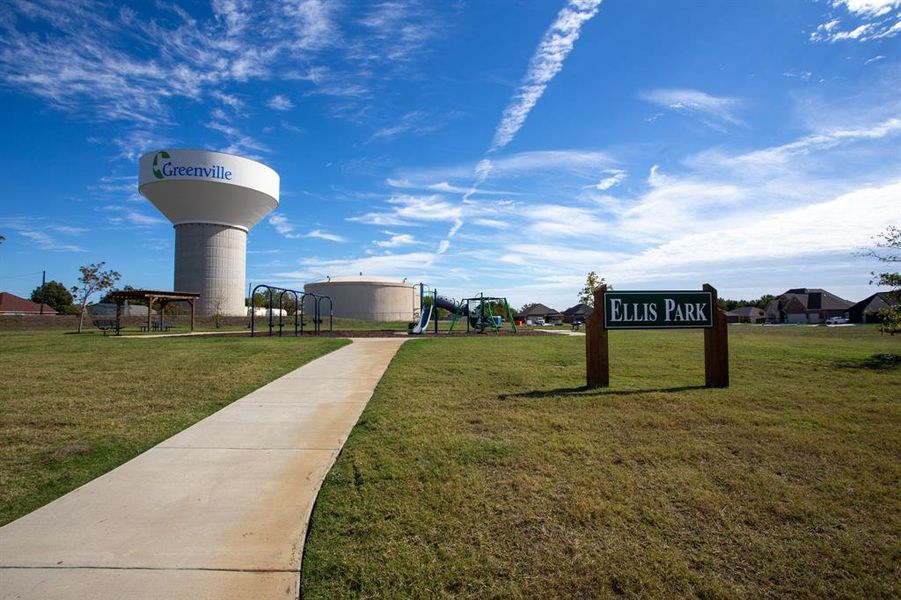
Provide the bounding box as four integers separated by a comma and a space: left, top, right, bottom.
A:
1, 0, 899, 310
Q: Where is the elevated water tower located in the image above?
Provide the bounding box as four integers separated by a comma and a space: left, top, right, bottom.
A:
138, 149, 279, 316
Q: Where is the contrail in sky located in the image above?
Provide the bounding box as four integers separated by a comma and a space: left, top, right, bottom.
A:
490, 0, 604, 152
438, 0, 604, 255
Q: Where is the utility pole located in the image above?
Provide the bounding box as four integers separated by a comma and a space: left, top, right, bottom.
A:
39, 270, 46, 315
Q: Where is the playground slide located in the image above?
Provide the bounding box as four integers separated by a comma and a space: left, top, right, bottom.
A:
434, 296, 460, 313
412, 303, 434, 334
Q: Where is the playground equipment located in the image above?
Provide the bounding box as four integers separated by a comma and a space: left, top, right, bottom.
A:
413, 284, 516, 335
250, 283, 333, 336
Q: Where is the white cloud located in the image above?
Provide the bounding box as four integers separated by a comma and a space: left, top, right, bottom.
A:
524, 205, 612, 238
397, 150, 615, 185
102, 206, 167, 227
293, 251, 436, 280
490, 0, 603, 152
835, 0, 900, 17
640, 89, 743, 128
501, 244, 625, 267
266, 95, 294, 110
0, 0, 441, 148
0, 217, 88, 252
811, 1, 901, 42
728, 117, 901, 167
17, 230, 87, 252
212, 91, 244, 110
609, 181, 901, 279
205, 120, 270, 158
472, 218, 510, 229
306, 230, 346, 243
368, 110, 446, 142
594, 169, 627, 191
354, 1, 440, 65
269, 213, 346, 242
51, 225, 89, 235
347, 212, 414, 227
387, 179, 518, 196
373, 232, 424, 248
349, 194, 462, 227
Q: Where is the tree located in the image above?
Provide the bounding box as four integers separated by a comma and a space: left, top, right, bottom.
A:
755, 294, 775, 310
578, 271, 608, 307
71, 263, 121, 333
864, 224, 901, 331
100, 284, 135, 303
30, 280, 73, 313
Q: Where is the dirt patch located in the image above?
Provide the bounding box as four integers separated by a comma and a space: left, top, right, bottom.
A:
52, 443, 92, 460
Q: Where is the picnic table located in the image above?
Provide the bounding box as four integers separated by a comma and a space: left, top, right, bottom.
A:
140, 320, 174, 332
92, 319, 121, 336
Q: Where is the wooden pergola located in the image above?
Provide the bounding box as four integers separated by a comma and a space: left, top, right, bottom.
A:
108, 290, 201, 332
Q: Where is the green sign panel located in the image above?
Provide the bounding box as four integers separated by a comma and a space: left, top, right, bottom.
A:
604, 291, 714, 329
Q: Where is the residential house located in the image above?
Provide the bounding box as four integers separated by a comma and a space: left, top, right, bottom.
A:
848, 292, 899, 324
726, 306, 765, 324
517, 303, 563, 325
0, 292, 57, 315
765, 288, 853, 324
562, 303, 593, 324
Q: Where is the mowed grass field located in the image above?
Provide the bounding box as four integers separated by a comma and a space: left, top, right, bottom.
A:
0, 329, 348, 525
302, 326, 901, 598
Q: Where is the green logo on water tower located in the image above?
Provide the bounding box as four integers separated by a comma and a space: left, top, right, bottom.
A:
152, 151, 171, 179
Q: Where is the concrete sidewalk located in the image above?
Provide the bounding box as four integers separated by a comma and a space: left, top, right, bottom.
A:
535, 329, 585, 337
0, 338, 407, 600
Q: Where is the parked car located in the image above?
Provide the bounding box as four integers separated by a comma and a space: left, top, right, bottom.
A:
825, 316, 849, 325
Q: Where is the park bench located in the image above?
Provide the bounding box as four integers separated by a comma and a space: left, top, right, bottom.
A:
139, 320, 174, 332
92, 319, 120, 336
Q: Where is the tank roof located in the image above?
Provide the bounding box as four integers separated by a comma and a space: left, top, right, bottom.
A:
305, 275, 410, 285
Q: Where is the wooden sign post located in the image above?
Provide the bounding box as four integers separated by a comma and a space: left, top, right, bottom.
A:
585, 285, 608, 388
703, 283, 729, 387
585, 283, 729, 388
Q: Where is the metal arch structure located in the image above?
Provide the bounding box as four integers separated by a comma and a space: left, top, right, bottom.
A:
251, 284, 300, 337
301, 292, 333, 335
277, 288, 303, 336
314, 294, 334, 334
250, 284, 334, 337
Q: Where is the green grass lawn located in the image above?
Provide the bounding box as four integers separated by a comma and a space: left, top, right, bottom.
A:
302, 325, 901, 598
0, 329, 348, 525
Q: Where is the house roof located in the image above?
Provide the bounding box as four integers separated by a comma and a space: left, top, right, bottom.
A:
563, 303, 593, 316
850, 292, 899, 314
0, 292, 58, 315
726, 306, 765, 317
771, 288, 854, 312
517, 303, 561, 318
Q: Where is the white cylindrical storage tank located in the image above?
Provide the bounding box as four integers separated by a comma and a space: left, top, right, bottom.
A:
138, 149, 279, 316
303, 276, 418, 321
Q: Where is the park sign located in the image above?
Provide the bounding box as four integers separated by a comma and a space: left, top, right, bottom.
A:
604, 291, 714, 329
586, 284, 729, 389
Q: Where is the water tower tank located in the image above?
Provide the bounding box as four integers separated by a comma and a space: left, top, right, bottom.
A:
138, 150, 279, 316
